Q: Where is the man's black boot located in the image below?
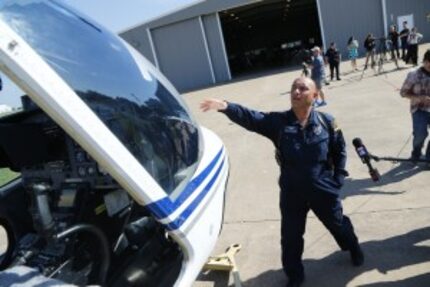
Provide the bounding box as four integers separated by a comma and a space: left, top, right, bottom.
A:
287, 275, 304, 287
350, 243, 364, 266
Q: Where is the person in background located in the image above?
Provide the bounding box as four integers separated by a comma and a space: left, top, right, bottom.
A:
325, 42, 341, 81
200, 77, 364, 287
399, 21, 410, 60
363, 33, 376, 70
405, 27, 423, 66
320, 45, 330, 86
400, 49, 430, 162
309, 46, 327, 107
347, 36, 359, 71
301, 47, 313, 77
388, 25, 400, 60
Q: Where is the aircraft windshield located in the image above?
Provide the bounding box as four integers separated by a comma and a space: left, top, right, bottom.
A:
0, 0, 200, 196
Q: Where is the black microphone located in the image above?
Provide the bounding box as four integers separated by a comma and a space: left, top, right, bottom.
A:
352, 138, 380, 182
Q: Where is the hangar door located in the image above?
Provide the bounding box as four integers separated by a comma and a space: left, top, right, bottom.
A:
220, 0, 323, 77
151, 18, 214, 92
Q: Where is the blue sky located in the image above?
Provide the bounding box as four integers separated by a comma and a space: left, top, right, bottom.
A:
63, 0, 199, 32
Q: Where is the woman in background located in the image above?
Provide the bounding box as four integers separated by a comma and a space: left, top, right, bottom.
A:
347, 36, 359, 71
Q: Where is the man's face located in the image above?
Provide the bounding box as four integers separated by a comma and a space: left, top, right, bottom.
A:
290, 78, 317, 109
403, 22, 407, 29
423, 59, 430, 72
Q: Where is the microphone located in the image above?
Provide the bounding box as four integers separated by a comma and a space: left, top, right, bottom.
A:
352, 138, 380, 182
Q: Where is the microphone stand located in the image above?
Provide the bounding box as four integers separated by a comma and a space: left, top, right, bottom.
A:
370, 154, 430, 163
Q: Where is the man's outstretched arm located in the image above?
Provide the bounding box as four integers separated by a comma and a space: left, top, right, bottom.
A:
200, 99, 276, 139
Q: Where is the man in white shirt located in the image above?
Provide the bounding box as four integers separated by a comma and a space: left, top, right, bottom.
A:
405, 27, 423, 66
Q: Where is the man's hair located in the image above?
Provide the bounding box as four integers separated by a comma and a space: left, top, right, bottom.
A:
424, 49, 430, 62
403, 21, 407, 25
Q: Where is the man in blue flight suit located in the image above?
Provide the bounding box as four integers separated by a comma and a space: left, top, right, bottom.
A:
200, 77, 364, 287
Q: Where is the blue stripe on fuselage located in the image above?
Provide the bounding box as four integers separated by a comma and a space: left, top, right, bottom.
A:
145, 147, 224, 227
166, 158, 225, 230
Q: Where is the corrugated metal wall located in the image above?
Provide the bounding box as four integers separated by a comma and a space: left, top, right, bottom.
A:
202, 13, 231, 83
150, 17, 214, 91
121, 28, 155, 66
120, 0, 430, 92
319, 0, 384, 58
143, 0, 257, 29
386, 0, 430, 43
121, 13, 230, 92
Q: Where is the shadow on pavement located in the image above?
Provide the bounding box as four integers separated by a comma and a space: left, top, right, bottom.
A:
342, 162, 423, 199
239, 226, 430, 287
197, 268, 287, 287
196, 270, 230, 287
197, 164, 428, 287
358, 273, 430, 287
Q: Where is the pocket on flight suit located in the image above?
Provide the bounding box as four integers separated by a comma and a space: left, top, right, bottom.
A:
306, 128, 330, 163
320, 171, 342, 189
307, 130, 341, 192
278, 131, 299, 164
314, 171, 342, 196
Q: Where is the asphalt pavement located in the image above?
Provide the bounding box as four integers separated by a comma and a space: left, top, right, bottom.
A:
189, 43, 430, 287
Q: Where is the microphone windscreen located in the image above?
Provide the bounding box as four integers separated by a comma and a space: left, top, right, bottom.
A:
352, 138, 363, 148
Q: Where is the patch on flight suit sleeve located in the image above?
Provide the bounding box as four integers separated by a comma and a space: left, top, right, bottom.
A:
331, 118, 341, 132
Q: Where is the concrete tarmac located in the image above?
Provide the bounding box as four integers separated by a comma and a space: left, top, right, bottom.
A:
190, 44, 430, 287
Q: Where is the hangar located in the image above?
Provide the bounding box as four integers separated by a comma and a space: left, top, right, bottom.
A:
120, 0, 430, 92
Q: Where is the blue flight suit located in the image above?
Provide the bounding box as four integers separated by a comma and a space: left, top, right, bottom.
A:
221, 103, 359, 280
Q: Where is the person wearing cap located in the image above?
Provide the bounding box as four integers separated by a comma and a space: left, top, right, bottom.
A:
200, 77, 364, 287
400, 49, 430, 162
309, 46, 327, 107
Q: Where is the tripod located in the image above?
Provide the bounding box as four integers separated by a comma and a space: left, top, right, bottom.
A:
372, 38, 390, 75
361, 38, 398, 79
360, 48, 377, 79
387, 39, 400, 69
375, 38, 399, 74
370, 154, 430, 163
